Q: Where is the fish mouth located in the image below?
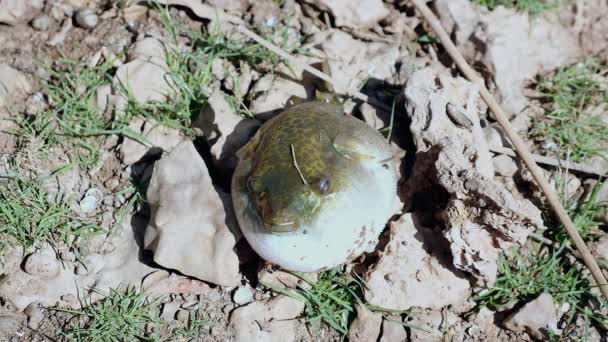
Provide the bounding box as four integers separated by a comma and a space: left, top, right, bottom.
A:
263, 219, 299, 233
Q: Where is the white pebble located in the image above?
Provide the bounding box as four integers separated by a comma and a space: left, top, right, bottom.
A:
31, 15, 50, 31
232, 286, 253, 305
79, 188, 103, 213
74, 9, 98, 29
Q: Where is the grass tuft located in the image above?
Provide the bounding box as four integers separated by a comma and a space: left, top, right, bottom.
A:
262, 268, 363, 335
0, 176, 104, 256
59, 287, 160, 342
474, 0, 558, 16
531, 60, 608, 162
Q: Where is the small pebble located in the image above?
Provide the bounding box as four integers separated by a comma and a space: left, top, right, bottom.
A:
232, 286, 253, 305
79, 188, 103, 213
59, 251, 76, 262
24, 253, 60, 278
176, 310, 189, 322
24, 303, 44, 330
31, 15, 50, 31
74, 8, 98, 29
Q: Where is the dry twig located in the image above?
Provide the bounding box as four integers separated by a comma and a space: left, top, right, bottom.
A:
410, 0, 608, 300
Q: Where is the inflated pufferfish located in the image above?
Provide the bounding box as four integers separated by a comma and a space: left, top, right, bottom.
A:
231, 101, 398, 272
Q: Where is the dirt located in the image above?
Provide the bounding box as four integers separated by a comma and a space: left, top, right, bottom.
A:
0, 0, 607, 341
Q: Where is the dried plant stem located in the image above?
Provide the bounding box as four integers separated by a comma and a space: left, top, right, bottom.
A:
410, 0, 608, 300
290, 144, 308, 185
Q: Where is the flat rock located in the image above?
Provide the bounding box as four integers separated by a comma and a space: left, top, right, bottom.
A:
492, 154, 518, 177
119, 116, 187, 165
144, 141, 241, 286
305, 0, 389, 30
402, 68, 543, 286
230, 295, 304, 342
194, 89, 260, 170
141, 270, 212, 296
114, 37, 173, 105
318, 30, 402, 93
364, 214, 471, 310
250, 75, 308, 115
502, 293, 559, 340
348, 303, 382, 342
0, 64, 32, 108
379, 316, 407, 342
435, 0, 584, 116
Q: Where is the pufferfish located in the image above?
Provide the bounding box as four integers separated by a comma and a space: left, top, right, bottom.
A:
231, 100, 398, 272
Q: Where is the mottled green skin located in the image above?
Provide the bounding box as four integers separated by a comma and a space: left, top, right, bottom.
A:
236, 101, 392, 233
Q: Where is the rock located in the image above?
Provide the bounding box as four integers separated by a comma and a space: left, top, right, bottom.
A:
319, 30, 402, 93
492, 154, 518, 177
30, 14, 49, 30
435, 0, 582, 116
24, 250, 60, 278
257, 268, 312, 290
119, 116, 186, 165
463, 307, 501, 340
176, 310, 189, 322
74, 8, 97, 29
230, 295, 304, 342
407, 309, 459, 341
402, 68, 543, 286
79, 188, 103, 213
250, 75, 308, 115
0, 64, 32, 108
305, 0, 389, 30
2, 220, 155, 311
144, 141, 241, 286
114, 37, 173, 105
502, 293, 559, 340
160, 301, 180, 321
510, 111, 531, 134
365, 214, 471, 310
591, 236, 608, 263
0, 315, 20, 333
24, 303, 44, 329
233, 286, 254, 305
379, 316, 407, 342
483, 125, 503, 149
0, 0, 43, 25
141, 270, 212, 296
348, 303, 382, 342
194, 89, 260, 170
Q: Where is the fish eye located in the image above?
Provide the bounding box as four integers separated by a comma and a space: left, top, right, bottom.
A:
318, 176, 330, 194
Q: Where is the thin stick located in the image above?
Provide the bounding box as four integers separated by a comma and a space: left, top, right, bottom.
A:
410, 0, 608, 300
236, 25, 392, 113
290, 144, 308, 185
490, 146, 606, 178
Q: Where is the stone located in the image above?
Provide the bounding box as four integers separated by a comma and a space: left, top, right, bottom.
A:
379, 316, 407, 342
79, 188, 103, 213
230, 295, 304, 342
250, 75, 307, 115
193, 89, 260, 170
233, 286, 254, 305
492, 154, 518, 177
31, 14, 49, 30
483, 125, 503, 149
24, 303, 44, 329
402, 68, 543, 286
119, 116, 186, 165
114, 37, 173, 105
24, 250, 60, 278
305, 0, 389, 30
435, 0, 582, 116
348, 303, 382, 342
319, 30, 402, 93
0, 64, 32, 108
160, 301, 180, 321
74, 8, 97, 29
502, 293, 559, 340
144, 142, 241, 286
365, 214, 471, 310
141, 271, 212, 296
